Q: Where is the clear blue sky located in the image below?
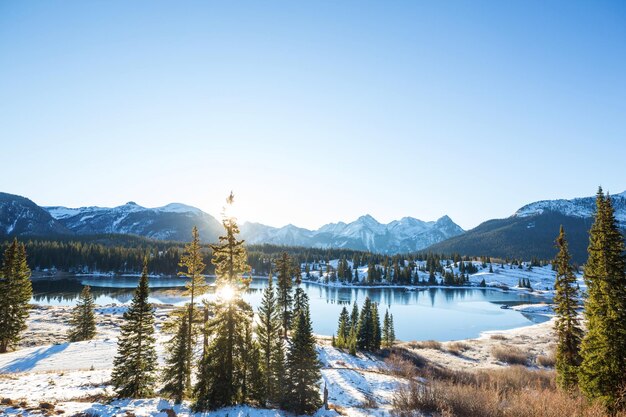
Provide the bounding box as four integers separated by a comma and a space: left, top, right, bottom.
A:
1, 1, 625, 230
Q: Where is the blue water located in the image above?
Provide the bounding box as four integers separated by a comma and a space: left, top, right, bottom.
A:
31, 276, 550, 342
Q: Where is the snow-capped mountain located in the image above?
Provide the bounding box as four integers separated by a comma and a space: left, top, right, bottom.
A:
45, 201, 223, 242
514, 190, 626, 227
428, 190, 626, 263
0, 193, 71, 237
0, 192, 463, 251
240, 214, 464, 253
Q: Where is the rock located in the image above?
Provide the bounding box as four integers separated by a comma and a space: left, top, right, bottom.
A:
39, 402, 55, 410
18, 401, 28, 408
160, 409, 177, 417
1, 398, 13, 405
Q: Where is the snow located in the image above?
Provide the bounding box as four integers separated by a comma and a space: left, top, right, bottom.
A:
154, 203, 202, 215
0, 307, 401, 417
514, 191, 626, 226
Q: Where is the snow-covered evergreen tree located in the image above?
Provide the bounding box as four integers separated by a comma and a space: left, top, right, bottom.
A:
110, 262, 157, 398
68, 285, 96, 342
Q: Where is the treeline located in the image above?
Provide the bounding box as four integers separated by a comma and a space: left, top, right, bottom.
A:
3, 235, 550, 277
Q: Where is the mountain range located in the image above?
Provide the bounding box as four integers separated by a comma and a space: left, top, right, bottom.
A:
428, 190, 626, 263
1, 190, 625, 261
0, 192, 464, 253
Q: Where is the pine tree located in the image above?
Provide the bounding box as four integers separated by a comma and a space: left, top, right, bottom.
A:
257, 275, 282, 405
350, 301, 359, 332
68, 285, 96, 342
276, 252, 294, 338
177, 226, 208, 394
271, 336, 288, 407
241, 320, 264, 404
371, 302, 381, 351
110, 262, 157, 398
0, 239, 32, 353
357, 297, 375, 351
389, 314, 396, 346
293, 281, 309, 319
286, 306, 322, 415
553, 226, 583, 391
336, 306, 350, 348
579, 189, 626, 410
194, 192, 255, 410
382, 309, 392, 348
160, 317, 191, 403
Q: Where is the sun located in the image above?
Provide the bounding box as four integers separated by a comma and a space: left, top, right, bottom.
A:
217, 283, 236, 302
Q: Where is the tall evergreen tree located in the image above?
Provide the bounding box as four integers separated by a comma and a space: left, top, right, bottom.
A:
357, 297, 375, 351
336, 306, 350, 348
110, 262, 157, 398
161, 317, 191, 403
371, 302, 381, 351
286, 306, 322, 415
579, 189, 626, 410
177, 226, 208, 394
0, 239, 32, 353
257, 274, 283, 405
350, 301, 359, 332
194, 192, 255, 410
382, 309, 392, 348
276, 252, 294, 338
271, 336, 288, 407
68, 285, 96, 342
553, 226, 583, 391
241, 320, 264, 405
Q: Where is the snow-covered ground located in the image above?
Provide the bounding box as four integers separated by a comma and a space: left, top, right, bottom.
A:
302, 260, 582, 296
0, 306, 409, 417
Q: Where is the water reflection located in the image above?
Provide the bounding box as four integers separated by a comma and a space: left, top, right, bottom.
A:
31, 277, 550, 342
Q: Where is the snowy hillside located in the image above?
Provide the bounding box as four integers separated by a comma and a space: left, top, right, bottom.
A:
241, 214, 464, 253
0, 193, 70, 237
514, 190, 626, 227
428, 190, 626, 263
0, 306, 398, 417
45, 201, 222, 242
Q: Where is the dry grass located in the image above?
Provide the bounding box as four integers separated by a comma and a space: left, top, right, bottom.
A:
360, 394, 378, 409
490, 334, 508, 340
392, 366, 618, 417
447, 342, 470, 355
536, 353, 556, 368
411, 340, 443, 350
492, 345, 529, 365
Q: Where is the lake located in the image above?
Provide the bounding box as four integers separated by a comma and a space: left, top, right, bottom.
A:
31, 276, 551, 342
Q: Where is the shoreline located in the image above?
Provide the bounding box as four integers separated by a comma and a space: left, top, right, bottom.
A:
31, 271, 555, 299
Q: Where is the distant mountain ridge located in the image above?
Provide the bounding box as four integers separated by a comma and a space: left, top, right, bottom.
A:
240, 214, 464, 253
45, 201, 223, 242
0, 193, 71, 237
0, 192, 464, 254
3, 190, 623, 261
428, 190, 626, 263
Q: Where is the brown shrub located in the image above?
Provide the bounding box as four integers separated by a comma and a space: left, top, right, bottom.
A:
447, 342, 470, 355
385, 352, 419, 378
490, 334, 508, 340
492, 345, 529, 365
360, 394, 378, 409
414, 340, 443, 350
536, 353, 556, 368
392, 369, 619, 417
